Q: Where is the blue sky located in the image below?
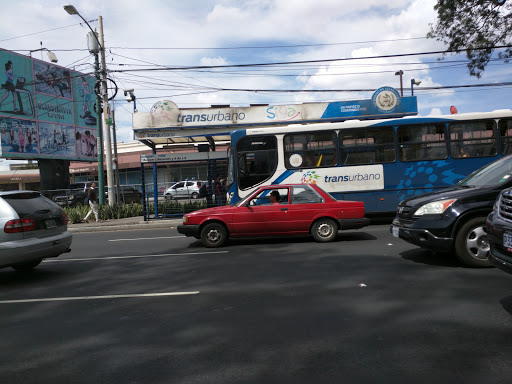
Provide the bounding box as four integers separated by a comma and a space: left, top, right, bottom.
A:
0, 0, 511, 170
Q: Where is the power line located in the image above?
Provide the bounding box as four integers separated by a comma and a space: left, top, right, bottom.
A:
0, 20, 98, 43
127, 82, 512, 100
108, 36, 431, 51
109, 45, 512, 73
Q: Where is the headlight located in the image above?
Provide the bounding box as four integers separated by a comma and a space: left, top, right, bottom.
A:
182, 216, 189, 224
414, 199, 457, 216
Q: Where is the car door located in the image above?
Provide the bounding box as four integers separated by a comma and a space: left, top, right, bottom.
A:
172, 182, 185, 197
287, 185, 325, 233
231, 188, 290, 235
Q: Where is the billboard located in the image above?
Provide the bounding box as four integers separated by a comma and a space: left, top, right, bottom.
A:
0, 49, 97, 161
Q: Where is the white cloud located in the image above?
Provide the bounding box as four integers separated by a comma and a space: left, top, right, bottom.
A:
428, 108, 442, 116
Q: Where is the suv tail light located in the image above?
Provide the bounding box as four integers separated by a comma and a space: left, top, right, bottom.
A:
63, 213, 69, 225
4, 218, 36, 233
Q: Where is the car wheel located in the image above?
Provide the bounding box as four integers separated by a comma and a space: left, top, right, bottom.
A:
201, 223, 227, 248
191, 192, 199, 199
11, 259, 43, 271
164, 194, 172, 200
311, 218, 338, 242
454, 217, 492, 268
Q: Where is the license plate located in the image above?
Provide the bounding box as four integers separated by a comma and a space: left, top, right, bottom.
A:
392, 225, 399, 238
45, 219, 57, 229
504, 231, 512, 251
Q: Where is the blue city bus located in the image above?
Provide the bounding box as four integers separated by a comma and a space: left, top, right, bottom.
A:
225, 109, 512, 215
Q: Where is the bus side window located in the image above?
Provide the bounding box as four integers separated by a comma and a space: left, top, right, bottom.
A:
340, 127, 395, 165
398, 123, 447, 162
499, 118, 512, 155
449, 120, 497, 158
284, 131, 337, 169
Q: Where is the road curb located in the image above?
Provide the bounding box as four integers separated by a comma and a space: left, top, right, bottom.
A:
68, 220, 182, 233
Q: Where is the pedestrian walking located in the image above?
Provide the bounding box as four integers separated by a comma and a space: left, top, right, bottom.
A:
83, 182, 99, 223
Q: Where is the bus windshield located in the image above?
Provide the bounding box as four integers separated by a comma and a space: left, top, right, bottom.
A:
458, 155, 512, 187
236, 135, 278, 190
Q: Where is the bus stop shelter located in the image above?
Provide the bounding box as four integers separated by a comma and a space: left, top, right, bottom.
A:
132, 94, 418, 219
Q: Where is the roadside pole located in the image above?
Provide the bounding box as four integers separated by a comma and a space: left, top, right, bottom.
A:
94, 52, 105, 205
98, 15, 116, 205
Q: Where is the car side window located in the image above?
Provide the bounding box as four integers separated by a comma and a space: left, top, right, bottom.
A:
247, 188, 288, 206
291, 186, 323, 204
174, 182, 184, 189
186, 181, 194, 187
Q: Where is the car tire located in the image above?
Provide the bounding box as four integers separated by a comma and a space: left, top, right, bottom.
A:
454, 216, 492, 268
311, 218, 338, 242
164, 194, 172, 200
11, 258, 43, 271
201, 223, 227, 248
191, 192, 199, 199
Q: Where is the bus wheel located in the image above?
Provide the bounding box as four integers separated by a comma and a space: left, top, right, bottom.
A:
454, 217, 492, 268
201, 223, 227, 248
311, 218, 338, 242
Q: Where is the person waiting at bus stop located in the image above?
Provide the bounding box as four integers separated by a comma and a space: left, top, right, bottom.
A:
215, 175, 226, 206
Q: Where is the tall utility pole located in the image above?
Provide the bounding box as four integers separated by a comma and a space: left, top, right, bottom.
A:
98, 16, 116, 205
64, 5, 107, 204
94, 52, 105, 205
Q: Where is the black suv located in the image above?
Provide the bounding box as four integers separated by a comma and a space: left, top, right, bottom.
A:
391, 155, 512, 267
487, 188, 512, 273
53, 181, 97, 207
106, 186, 143, 204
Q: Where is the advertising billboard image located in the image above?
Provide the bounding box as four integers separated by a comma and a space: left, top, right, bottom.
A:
0, 48, 97, 161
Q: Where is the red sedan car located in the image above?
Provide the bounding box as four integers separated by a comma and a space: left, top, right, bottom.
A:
178, 183, 370, 247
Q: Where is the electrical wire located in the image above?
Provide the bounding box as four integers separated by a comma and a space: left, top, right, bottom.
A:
0, 20, 98, 43
108, 36, 431, 50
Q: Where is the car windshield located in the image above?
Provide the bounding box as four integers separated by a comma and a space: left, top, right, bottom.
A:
458, 156, 512, 187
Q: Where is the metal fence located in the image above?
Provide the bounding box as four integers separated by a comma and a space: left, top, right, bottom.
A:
141, 158, 228, 220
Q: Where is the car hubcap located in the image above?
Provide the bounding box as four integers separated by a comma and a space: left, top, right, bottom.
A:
207, 229, 221, 243
317, 222, 333, 238
466, 225, 489, 260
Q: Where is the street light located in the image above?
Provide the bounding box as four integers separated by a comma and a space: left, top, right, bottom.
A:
64, 5, 116, 205
411, 78, 421, 96
395, 70, 404, 97
29, 46, 58, 63
124, 89, 137, 112
64, 5, 99, 46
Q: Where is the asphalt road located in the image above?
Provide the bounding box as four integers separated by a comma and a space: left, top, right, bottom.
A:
1, 225, 512, 384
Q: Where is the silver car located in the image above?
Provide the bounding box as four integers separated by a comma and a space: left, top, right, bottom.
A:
0, 190, 72, 271
164, 181, 204, 200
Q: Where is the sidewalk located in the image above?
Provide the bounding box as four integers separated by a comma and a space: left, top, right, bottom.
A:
68, 216, 183, 233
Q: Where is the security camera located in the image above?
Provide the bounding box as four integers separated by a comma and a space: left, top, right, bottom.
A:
123, 88, 134, 96
125, 95, 133, 102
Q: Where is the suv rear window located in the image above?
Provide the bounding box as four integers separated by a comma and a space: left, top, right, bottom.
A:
2, 192, 59, 217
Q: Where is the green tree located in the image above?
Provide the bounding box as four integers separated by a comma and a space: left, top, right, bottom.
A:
428, 0, 512, 78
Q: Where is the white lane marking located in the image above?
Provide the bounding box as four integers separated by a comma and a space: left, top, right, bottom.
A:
44, 251, 228, 263
0, 291, 200, 304
109, 236, 184, 242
